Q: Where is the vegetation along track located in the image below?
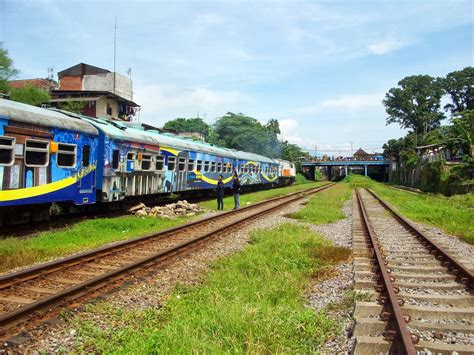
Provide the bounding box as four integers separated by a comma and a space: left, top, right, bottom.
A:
352, 188, 473, 354
0, 183, 333, 343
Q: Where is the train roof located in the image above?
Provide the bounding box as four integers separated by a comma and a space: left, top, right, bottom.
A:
0, 99, 98, 135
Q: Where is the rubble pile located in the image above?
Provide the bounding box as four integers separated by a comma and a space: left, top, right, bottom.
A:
128, 200, 202, 219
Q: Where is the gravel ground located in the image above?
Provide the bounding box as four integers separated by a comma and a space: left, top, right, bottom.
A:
4, 198, 314, 353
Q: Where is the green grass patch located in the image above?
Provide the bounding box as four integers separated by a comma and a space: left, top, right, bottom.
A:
199, 180, 326, 211
290, 182, 352, 224
0, 216, 192, 273
74, 223, 350, 353
346, 175, 474, 244
295, 172, 313, 184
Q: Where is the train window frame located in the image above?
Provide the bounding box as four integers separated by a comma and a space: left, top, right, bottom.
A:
222, 164, 227, 173
168, 156, 177, 171
187, 158, 195, 171
196, 160, 202, 172
127, 153, 135, 160
155, 155, 165, 171
82, 145, 90, 167
210, 161, 216, 173
217, 162, 222, 173
0, 136, 15, 166
112, 149, 120, 170
24, 139, 50, 167
178, 157, 186, 172
57, 143, 77, 168
141, 154, 152, 171
204, 161, 210, 172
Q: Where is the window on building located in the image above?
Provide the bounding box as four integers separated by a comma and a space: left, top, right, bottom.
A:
106, 103, 113, 115
57, 143, 77, 168
155, 155, 164, 170
196, 160, 202, 172
211, 161, 216, 172
142, 154, 152, 170
0, 136, 15, 166
178, 157, 186, 171
188, 159, 195, 171
112, 149, 120, 170
82, 145, 90, 167
168, 156, 176, 171
25, 139, 49, 167
204, 161, 210, 172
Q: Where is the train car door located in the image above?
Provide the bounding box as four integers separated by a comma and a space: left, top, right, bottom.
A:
78, 143, 95, 193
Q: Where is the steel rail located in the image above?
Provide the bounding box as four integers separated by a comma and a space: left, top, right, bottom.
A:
0, 183, 333, 289
0, 183, 334, 332
365, 188, 473, 288
356, 189, 416, 355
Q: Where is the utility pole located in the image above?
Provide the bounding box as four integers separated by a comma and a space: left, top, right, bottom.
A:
113, 16, 117, 95
350, 141, 353, 156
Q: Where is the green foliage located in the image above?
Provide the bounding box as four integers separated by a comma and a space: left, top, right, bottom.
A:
163, 117, 211, 136
383, 75, 445, 143
74, 223, 348, 353
9, 84, 51, 106
345, 175, 474, 244
442, 67, 474, 115
57, 99, 85, 114
0, 48, 19, 93
213, 112, 282, 158
281, 140, 311, 170
294, 173, 312, 184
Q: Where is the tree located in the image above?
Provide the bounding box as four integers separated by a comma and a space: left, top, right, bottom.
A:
9, 84, 51, 106
383, 75, 445, 145
0, 48, 19, 93
442, 67, 474, 115
213, 112, 282, 158
57, 99, 85, 114
163, 117, 211, 136
265, 118, 281, 135
281, 140, 311, 170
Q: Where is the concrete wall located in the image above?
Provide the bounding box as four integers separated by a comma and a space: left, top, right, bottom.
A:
83, 73, 132, 101
96, 97, 119, 119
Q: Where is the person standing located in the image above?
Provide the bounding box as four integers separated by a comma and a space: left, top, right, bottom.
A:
232, 174, 241, 209
216, 175, 224, 211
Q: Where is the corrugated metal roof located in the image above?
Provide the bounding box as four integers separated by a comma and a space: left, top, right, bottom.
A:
0, 99, 98, 135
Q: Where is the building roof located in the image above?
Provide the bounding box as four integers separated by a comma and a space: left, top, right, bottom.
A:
51, 90, 139, 107
58, 63, 110, 79
8, 78, 56, 90
0, 99, 98, 135
354, 148, 369, 156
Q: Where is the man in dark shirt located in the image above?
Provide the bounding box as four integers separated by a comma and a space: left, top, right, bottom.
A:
232, 174, 241, 209
216, 175, 224, 211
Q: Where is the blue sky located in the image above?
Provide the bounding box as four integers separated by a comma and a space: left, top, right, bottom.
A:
1, 0, 472, 155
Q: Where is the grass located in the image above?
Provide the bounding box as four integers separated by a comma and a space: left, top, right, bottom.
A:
199, 180, 326, 211
0, 181, 325, 274
0, 216, 191, 273
346, 175, 474, 244
290, 182, 353, 224
73, 223, 351, 353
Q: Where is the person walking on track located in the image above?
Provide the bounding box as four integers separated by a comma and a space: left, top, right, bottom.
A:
232, 173, 241, 209
216, 175, 224, 211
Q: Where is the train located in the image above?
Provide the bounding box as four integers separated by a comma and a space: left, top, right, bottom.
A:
0, 99, 296, 225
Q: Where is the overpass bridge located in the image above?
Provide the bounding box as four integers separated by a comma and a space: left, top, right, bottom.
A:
302, 160, 389, 181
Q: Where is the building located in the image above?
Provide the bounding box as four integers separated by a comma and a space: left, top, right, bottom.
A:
50, 63, 140, 121
8, 78, 57, 91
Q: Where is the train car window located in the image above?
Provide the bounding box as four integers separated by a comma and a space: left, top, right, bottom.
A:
196, 160, 202, 172
142, 154, 152, 170
25, 139, 49, 167
0, 136, 15, 166
222, 164, 227, 173
111, 149, 120, 170
82, 145, 90, 167
217, 163, 222, 173
211, 161, 216, 172
127, 153, 134, 160
57, 143, 77, 168
178, 157, 186, 172
204, 161, 210, 172
188, 159, 195, 171
168, 156, 176, 171
155, 155, 165, 170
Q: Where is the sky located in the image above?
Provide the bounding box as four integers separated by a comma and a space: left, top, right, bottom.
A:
0, 0, 472, 155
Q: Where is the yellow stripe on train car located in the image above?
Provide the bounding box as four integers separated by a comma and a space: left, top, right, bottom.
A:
0, 175, 78, 201
160, 147, 179, 156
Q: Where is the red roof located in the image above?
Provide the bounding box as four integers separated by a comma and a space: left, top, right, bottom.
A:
8, 78, 56, 91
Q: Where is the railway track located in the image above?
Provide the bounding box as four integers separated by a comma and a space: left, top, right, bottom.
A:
352, 188, 473, 354
0, 183, 333, 343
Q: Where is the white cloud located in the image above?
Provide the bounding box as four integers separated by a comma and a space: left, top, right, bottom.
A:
368, 39, 410, 55
278, 118, 305, 145
319, 92, 384, 110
